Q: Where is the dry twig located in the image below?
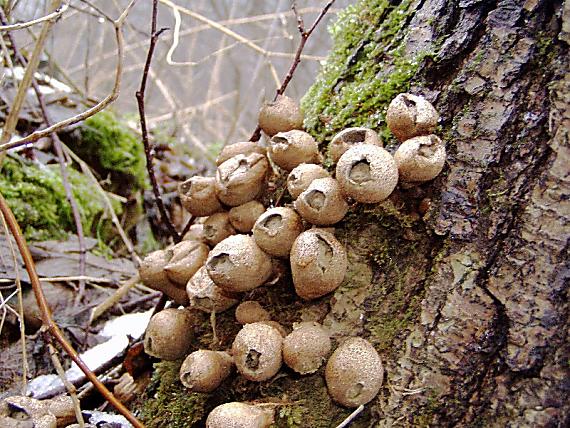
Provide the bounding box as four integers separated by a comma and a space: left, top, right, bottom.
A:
0, 1, 69, 32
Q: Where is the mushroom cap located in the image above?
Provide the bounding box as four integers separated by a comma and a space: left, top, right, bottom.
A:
252, 207, 304, 257
268, 130, 321, 171
164, 240, 209, 286
232, 322, 283, 381
203, 212, 236, 246
186, 266, 240, 313
215, 153, 269, 207
325, 337, 384, 408
294, 177, 349, 225
143, 308, 195, 360
329, 127, 381, 163
216, 141, 266, 166
180, 350, 233, 392
179, 176, 224, 217
206, 235, 273, 292
290, 229, 347, 300
139, 249, 189, 305
229, 201, 266, 233
386, 93, 439, 142
257, 320, 289, 338
283, 322, 331, 374
335, 144, 398, 203
182, 224, 205, 242
258, 95, 304, 137
287, 163, 330, 199
235, 301, 271, 324
393, 135, 446, 183
206, 402, 274, 428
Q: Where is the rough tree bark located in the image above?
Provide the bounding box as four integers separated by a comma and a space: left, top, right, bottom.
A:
139, 1, 569, 426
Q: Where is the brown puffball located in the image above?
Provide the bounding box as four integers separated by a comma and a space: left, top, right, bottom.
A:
287, 163, 330, 199
235, 301, 271, 324
329, 127, 381, 163
164, 240, 209, 286
258, 95, 304, 137
179, 176, 224, 217
232, 322, 283, 381
216, 141, 266, 166
253, 207, 304, 257
325, 337, 383, 408
268, 130, 321, 171
294, 177, 348, 226
386, 93, 439, 142
206, 235, 273, 293
203, 212, 236, 246
283, 322, 331, 374
206, 402, 274, 428
143, 308, 195, 360
290, 229, 347, 300
180, 350, 233, 392
336, 144, 398, 203
139, 249, 189, 305
229, 201, 266, 233
183, 224, 204, 242
393, 135, 446, 183
186, 266, 240, 313
215, 153, 269, 206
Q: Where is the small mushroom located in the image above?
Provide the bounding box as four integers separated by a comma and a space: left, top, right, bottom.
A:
232, 322, 283, 381
1, 396, 57, 428
252, 207, 304, 257
290, 229, 347, 300
206, 402, 274, 428
393, 135, 446, 183
164, 240, 209, 286
179, 176, 224, 217
386, 93, 439, 142
258, 95, 304, 137
180, 350, 233, 392
143, 308, 195, 360
229, 201, 266, 233
336, 144, 398, 203
216, 141, 266, 166
325, 337, 383, 408
287, 163, 330, 199
203, 212, 236, 246
294, 177, 348, 225
329, 127, 381, 163
235, 301, 271, 324
186, 266, 240, 313
215, 153, 269, 206
182, 224, 204, 242
283, 322, 331, 374
138, 249, 189, 305
268, 130, 322, 171
206, 235, 273, 292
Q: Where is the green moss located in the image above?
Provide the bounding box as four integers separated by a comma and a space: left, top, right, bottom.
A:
0, 154, 118, 241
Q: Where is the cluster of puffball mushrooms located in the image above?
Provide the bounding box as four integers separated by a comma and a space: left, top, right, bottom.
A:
139, 93, 444, 427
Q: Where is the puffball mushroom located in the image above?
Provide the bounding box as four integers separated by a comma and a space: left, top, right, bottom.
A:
206, 402, 274, 428
229, 201, 266, 233
164, 240, 209, 286
283, 322, 331, 374
179, 176, 224, 217
336, 144, 398, 203
287, 163, 330, 199
386, 93, 439, 142
325, 337, 384, 408
258, 95, 304, 137
329, 127, 381, 163
235, 301, 271, 324
203, 212, 236, 246
182, 224, 204, 242
232, 322, 283, 381
186, 266, 240, 313
294, 177, 349, 225
180, 350, 233, 392
268, 130, 322, 171
139, 248, 189, 305
215, 153, 269, 206
206, 235, 273, 292
290, 229, 347, 300
143, 308, 195, 360
253, 207, 304, 257
393, 134, 446, 183
216, 141, 266, 166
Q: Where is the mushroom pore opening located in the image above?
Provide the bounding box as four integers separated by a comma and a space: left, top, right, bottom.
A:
417, 138, 439, 157
342, 130, 366, 144
346, 382, 364, 399
203, 225, 216, 238
246, 349, 262, 370
316, 236, 333, 274
305, 190, 326, 210
262, 214, 283, 233
349, 159, 371, 183
208, 253, 234, 274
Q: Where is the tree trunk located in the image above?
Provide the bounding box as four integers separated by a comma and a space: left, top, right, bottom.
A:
139, 1, 569, 426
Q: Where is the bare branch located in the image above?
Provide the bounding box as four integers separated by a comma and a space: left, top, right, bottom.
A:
0, 2, 69, 32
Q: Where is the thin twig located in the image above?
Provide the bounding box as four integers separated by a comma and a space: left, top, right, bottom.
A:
335, 405, 365, 428
89, 274, 140, 323
0, 2, 68, 31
